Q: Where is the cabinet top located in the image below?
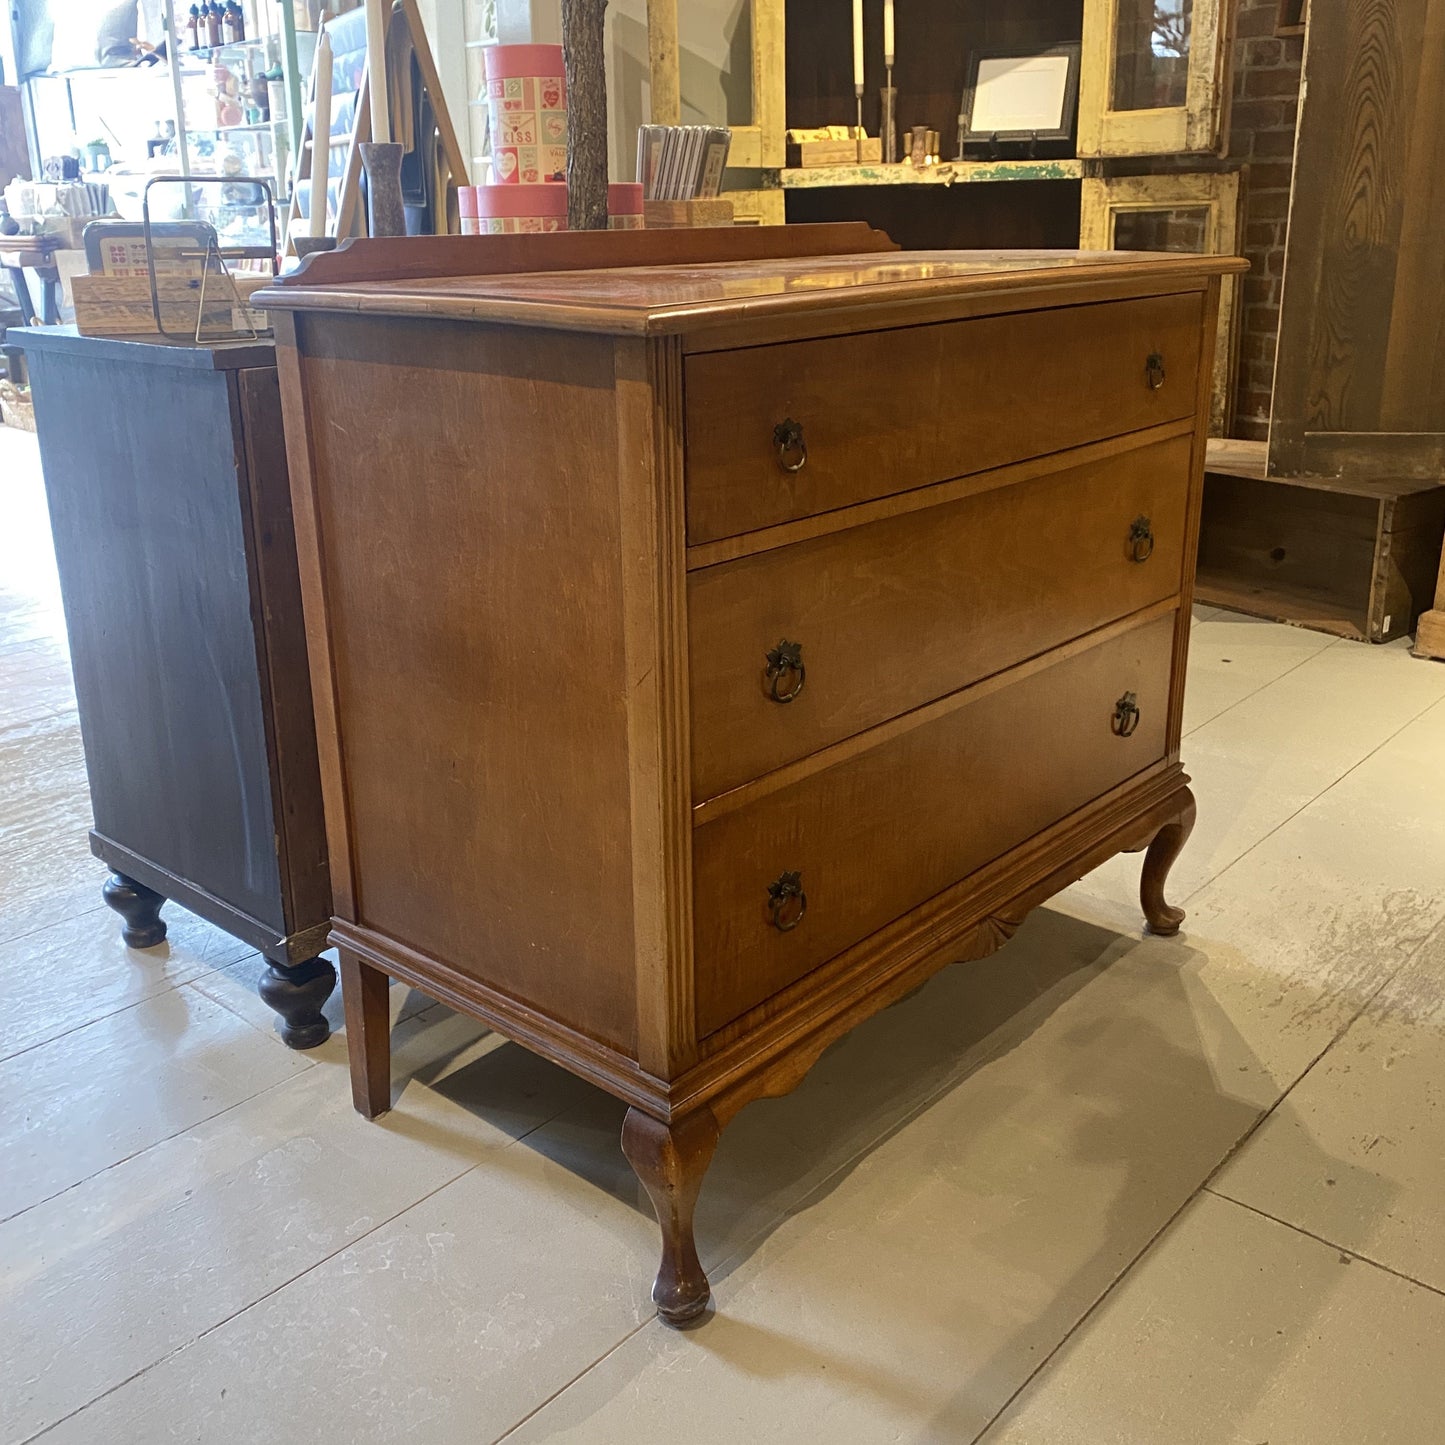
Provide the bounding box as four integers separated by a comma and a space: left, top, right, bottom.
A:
258, 248, 1247, 340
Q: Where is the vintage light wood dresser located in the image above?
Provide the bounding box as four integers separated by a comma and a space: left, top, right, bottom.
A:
261, 227, 1246, 1326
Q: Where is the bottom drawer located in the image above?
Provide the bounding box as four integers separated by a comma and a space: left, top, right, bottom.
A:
693, 612, 1177, 1037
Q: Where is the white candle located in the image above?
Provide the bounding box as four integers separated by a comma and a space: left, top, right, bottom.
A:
852, 0, 864, 88
884, 0, 894, 63
309, 32, 333, 237
365, 0, 390, 144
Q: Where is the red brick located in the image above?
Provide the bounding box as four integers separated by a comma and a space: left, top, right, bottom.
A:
1247, 190, 1292, 221
1235, 3, 1279, 38
1231, 98, 1292, 130
1245, 220, 1282, 249
1249, 162, 1295, 191
1245, 66, 1303, 99
1250, 128, 1298, 159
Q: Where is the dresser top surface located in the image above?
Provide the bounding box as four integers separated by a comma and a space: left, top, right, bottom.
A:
258, 248, 1247, 338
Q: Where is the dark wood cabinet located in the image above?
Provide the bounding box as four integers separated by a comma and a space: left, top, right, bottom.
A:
20, 328, 335, 1046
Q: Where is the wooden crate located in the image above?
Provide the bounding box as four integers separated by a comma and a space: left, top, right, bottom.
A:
1197, 439, 1445, 643
71, 273, 272, 337
643, 199, 735, 229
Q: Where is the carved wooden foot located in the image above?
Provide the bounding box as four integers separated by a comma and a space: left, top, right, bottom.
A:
102, 872, 167, 948
340, 950, 392, 1116
1141, 787, 1197, 937
621, 1106, 720, 1327
258, 954, 337, 1050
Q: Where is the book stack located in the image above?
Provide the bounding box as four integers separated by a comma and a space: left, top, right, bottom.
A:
636, 125, 732, 201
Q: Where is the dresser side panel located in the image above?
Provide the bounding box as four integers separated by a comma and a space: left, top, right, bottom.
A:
294, 314, 639, 1054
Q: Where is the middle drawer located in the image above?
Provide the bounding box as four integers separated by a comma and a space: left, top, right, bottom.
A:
688, 432, 1192, 801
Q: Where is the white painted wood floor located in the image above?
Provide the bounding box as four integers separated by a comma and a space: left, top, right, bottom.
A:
4, 420, 1445, 1444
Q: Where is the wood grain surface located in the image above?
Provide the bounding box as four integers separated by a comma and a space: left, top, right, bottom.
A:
295, 311, 641, 1051
684, 293, 1204, 544
688, 433, 1192, 799
692, 613, 1177, 1037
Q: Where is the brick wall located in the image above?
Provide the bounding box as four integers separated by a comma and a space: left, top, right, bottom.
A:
1227, 1, 1305, 440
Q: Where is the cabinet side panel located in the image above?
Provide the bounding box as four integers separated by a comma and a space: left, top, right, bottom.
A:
296, 314, 638, 1053
26, 349, 285, 933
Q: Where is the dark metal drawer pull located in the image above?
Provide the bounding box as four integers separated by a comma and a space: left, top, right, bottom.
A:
767, 871, 807, 931
773, 418, 808, 472
1112, 691, 1141, 737
1145, 352, 1166, 390
1128, 515, 1155, 562
764, 639, 806, 703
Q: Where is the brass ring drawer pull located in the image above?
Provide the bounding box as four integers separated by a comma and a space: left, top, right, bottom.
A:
1112, 691, 1141, 737
767, 870, 807, 931
764, 639, 806, 703
1128, 515, 1155, 562
1145, 353, 1166, 390
773, 418, 808, 472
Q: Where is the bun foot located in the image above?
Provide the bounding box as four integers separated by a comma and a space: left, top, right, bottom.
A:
258, 955, 338, 1049
622, 1106, 720, 1328
1141, 787, 1196, 937
102, 872, 167, 948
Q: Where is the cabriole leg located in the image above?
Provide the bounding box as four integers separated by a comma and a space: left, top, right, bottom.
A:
339, 949, 392, 1117
258, 954, 337, 1050
102, 872, 167, 948
621, 1105, 720, 1327
1141, 787, 1197, 937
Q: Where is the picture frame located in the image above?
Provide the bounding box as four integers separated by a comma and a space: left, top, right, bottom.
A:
958, 44, 1081, 160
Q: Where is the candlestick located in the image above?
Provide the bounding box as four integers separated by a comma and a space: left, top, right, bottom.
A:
884, 0, 894, 60
855, 83, 865, 162
308, 31, 333, 238
852, 0, 864, 88
881, 66, 896, 164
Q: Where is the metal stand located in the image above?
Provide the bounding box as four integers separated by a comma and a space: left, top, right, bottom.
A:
855, 83, 865, 162
882, 59, 896, 164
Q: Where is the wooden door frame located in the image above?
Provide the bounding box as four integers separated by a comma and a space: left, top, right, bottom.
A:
646, 0, 785, 169
1079, 0, 1236, 157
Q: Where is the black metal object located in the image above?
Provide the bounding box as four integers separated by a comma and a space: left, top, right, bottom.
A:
1128, 515, 1155, 562
764, 639, 806, 702
1112, 691, 1141, 737
767, 870, 807, 931
1146, 352, 1166, 390
773, 418, 808, 472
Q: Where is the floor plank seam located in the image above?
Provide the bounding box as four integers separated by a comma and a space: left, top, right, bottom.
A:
0, 952, 259, 1068
963, 916, 1436, 1444
1200, 1188, 1445, 1301
1180, 633, 1341, 739
18, 1094, 589, 1444
1177, 685, 1445, 910
0, 902, 106, 955
0, 1064, 316, 1230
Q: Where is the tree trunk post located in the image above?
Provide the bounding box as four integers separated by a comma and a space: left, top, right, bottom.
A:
562, 0, 610, 230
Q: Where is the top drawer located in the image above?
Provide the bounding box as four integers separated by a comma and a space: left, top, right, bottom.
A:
683, 292, 1204, 546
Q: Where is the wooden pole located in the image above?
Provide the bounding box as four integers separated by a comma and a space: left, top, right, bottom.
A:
365, 0, 391, 145
562, 0, 609, 230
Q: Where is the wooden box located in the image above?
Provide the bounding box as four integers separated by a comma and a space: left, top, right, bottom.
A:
643, 199, 735, 229
1197, 439, 1445, 643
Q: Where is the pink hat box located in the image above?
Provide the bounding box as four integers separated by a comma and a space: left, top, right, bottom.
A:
483, 43, 566, 185
470, 182, 568, 234
458, 184, 479, 234
608, 182, 645, 229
